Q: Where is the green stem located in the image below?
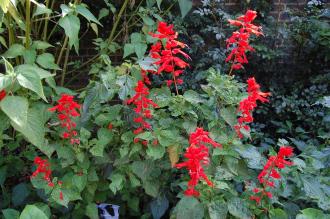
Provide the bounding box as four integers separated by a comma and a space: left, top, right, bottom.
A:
60, 43, 71, 86
56, 36, 69, 67
25, 0, 31, 48
107, 0, 130, 44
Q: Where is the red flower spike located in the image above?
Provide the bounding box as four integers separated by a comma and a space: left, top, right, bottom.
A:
31, 157, 54, 187
59, 191, 64, 200
49, 94, 81, 144
0, 90, 6, 101
108, 123, 113, 130
149, 22, 190, 92
235, 78, 270, 138
127, 79, 158, 138
176, 127, 221, 197
226, 10, 263, 72
250, 146, 294, 204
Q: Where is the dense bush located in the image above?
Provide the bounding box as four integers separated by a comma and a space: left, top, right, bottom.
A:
0, 0, 329, 219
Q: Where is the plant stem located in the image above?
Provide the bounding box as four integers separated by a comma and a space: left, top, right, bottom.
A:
56, 36, 69, 67
107, 0, 130, 44
25, 0, 31, 48
60, 43, 71, 86
228, 65, 234, 76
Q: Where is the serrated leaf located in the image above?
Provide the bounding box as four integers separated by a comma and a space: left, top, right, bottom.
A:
76, 5, 101, 25
220, 107, 236, 126
59, 15, 80, 53
123, 43, 135, 58
72, 174, 87, 192
227, 198, 251, 219
16, 64, 53, 79
150, 195, 169, 219
178, 0, 192, 18
2, 208, 20, 219
17, 71, 46, 101
109, 173, 125, 194
175, 197, 204, 219
135, 43, 147, 59
208, 201, 228, 219
19, 205, 48, 219
2, 44, 25, 58
0, 96, 28, 127
36, 53, 60, 70
147, 145, 165, 160
85, 203, 98, 219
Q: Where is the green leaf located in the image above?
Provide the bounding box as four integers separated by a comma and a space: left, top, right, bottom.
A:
72, 174, 87, 192
208, 201, 228, 219
109, 173, 125, 194
85, 203, 98, 219
0, 74, 14, 90
89, 142, 105, 157
2, 209, 20, 219
0, 96, 28, 127
19, 205, 48, 219
12, 183, 30, 206
142, 16, 155, 26
16, 64, 53, 79
146, 145, 165, 160
178, 0, 192, 18
32, 2, 52, 17
220, 107, 236, 126
227, 198, 251, 219
131, 161, 153, 181
269, 208, 288, 219
31, 41, 53, 50
98, 8, 109, 20
150, 195, 169, 219
2, 44, 25, 58
296, 208, 328, 219
17, 71, 47, 101
183, 90, 204, 104
36, 53, 60, 70
144, 180, 159, 197
123, 43, 135, 58
11, 104, 47, 150
0, 0, 10, 13
22, 49, 37, 64
59, 15, 80, 53
156, 0, 162, 9
76, 5, 101, 25
0, 165, 7, 186
175, 197, 204, 219
135, 43, 148, 59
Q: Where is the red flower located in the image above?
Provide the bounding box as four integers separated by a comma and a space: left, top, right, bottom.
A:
49, 94, 80, 144
0, 90, 6, 101
226, 10, 263, 72
250, 146, 294, 204
149, 22, 190, 92
235, 78, 270, 138
127, 79, 158, 137
108, 123, 113, 130
59, 191, 64, 200
31, 157, 53, 187
176, 127, 221, 197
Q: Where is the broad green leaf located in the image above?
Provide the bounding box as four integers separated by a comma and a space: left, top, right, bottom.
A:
0, 165, 7, 186
22, 49, 37, 64
183, 90, 204, 104
0, 96, 28, 127
2, 209, 20, 219
227, 197, 251, 219
131, 161, 153, 181
0, 74, 13, 90
72, 174, 87, 192
146, 145, 165, 160
32, 2, 52, 17
142, 16, 155, 26
31, 41, 53, 50
135, 43, 147, 59
235, 145, 263, 169
76, 5, 101, 25
156, 0, 162, 9
3, 57, 14, 74
17, 71, 46, 101
19, 205, 48, 219
85, 203, 98, 219
0, 0, 10, 13
16, 64, 53, 79
12, 183, 30, 206
220, 107, 236, 126
269, 208, 288, 219
60, 4, 73, 17
59, 15, 80, 53
296, 208, 328, 219
109, 173, 125, 194
175, 197, 204, 219
150, 196, 169, 219
2, 44, 25, 58
178, 0, 192, 18
36, 53, 60, 70
89, 142, 105, 157
98, 8, 109, 20
208, 201, 228, 219
51, 187, 81, 207
123, 43, 135, 58
131, 32, 143, 43
144, 180, 159, 197
11, 105, 47, 151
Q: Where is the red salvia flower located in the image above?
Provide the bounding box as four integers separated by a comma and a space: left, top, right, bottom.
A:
31, 156, 54, 187
176, 128, 221, 197
226, 10, 263, 72
0, 90, 6, 101
48, 94, 81, 144
250, 146, 294, 204
126, 79, 158, 137
234, 77, 270, 138
149, 22, 190, 93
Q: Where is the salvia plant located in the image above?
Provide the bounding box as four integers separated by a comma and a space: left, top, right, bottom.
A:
0, 1, 329, 219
